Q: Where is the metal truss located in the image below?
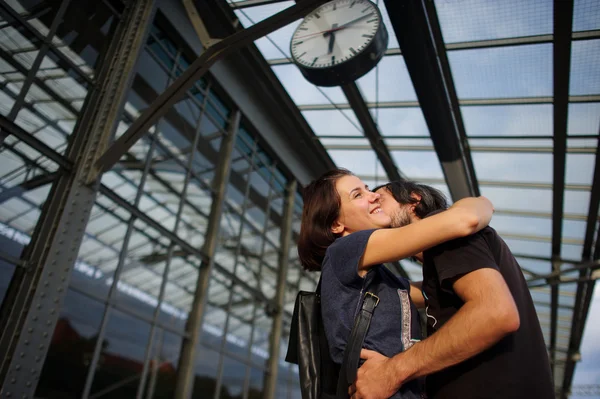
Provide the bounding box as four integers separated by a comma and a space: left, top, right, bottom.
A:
0, 1, 157, 397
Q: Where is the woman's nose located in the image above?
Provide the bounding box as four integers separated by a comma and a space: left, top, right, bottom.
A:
369, 191, 381, 202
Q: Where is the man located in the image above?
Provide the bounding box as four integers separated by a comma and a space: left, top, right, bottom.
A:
351, 180, 554, 399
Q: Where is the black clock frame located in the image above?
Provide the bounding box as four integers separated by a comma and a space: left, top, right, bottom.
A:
290, 2, 389, 87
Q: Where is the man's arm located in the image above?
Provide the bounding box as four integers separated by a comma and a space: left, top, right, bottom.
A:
352, 268, 520, 399
408, 281, 425, 308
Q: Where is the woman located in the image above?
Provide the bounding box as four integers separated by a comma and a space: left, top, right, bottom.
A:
297, 169, 493, 399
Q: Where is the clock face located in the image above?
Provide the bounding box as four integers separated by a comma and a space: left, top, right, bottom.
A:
290, 0, 382, 69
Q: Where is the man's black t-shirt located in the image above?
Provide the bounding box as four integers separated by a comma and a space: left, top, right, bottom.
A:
422, 226, 554, 399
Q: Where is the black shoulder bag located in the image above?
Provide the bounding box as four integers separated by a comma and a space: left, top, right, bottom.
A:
285, 270, 380, 399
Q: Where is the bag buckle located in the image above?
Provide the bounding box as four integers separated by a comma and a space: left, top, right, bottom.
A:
364, 292, 379, 307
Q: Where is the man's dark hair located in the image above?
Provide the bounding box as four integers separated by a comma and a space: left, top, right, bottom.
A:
297, 168, 354, 271
374, 179, 449, 218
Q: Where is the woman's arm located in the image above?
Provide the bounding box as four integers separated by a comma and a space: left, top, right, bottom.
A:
359, 196, 493, 269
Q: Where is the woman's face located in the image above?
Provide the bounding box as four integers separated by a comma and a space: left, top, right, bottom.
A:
332, 175, 392, 236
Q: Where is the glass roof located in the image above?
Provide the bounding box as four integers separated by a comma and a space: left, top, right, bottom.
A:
230, 0, 600, 394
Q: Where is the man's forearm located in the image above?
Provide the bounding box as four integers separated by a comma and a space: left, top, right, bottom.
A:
389, 299, 519, 385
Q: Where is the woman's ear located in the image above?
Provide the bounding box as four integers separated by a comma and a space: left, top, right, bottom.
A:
331, 220, 344, 235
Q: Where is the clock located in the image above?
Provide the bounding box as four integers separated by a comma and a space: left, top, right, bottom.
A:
290, 0, 388, 87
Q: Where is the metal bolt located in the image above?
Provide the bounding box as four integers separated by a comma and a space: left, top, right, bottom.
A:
43, 332, 48, 338
5, 392, 11, 397
10, 378, 16, 384
35, 356, 40, 363
15, 365, 20, 370
48, 272, 53, 276
27, 328, 33, 333
26, 382, 31, 387
20, 352, 24, 358
23, 340, 29, 346
38, 344, 44, 350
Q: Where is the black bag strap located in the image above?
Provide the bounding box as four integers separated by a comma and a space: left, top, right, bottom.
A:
336, 270, 380, 398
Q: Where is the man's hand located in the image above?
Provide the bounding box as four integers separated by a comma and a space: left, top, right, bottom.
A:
349, 349, 402, 399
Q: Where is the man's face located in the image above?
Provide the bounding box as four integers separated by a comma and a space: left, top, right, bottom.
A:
375, 187, 414, 228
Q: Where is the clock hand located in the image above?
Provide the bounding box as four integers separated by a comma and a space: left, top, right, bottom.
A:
327, 23, 337, 54
337, 12, 375, 29
295, 12, 374, 40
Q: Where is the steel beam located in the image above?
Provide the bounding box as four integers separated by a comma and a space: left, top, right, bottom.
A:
0, 1, 156, 396
213, 138, 258, 399
267, 30, 600, 65
341, 82, 402, 181
93, 0, 329, 178
384, 0, 478, 200
322, 143, 596, 154
0, 116, 72, 170
549, 0, 573, 376
263, 180, 296, 399
357, 175, 592, 192
173, 110, 241, 399
6, 0, 71, 123
0, 172, 58, 205
229, 0, 289, 9
296, 94, 600, 110
561, 136, 600, 396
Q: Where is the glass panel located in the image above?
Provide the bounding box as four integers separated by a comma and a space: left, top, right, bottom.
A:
517, 258, 550, 276
570, 39, 600, 96
462, 104, 553, 137
356, 56, 417, 102
573, 0, 600, 31
489, 214, 551, 238
271, 64, 346, 104
193, 346, 221, 397
504, 238, 551, 257
448, 44, 552, 98
302, 109, 362, 136
472, 152, 552, 183
435, 0, 553, 43
233, 1, 294, 25
480, 186, 552, 212
0, 231, 22, 307
328, 149, 386, 178
36, 289, 104, 397
562, 219, 587, 241
391, 150, 445, 179
564, 190, 591, 215
372, 107, 429, 136
565, 153, 595, 185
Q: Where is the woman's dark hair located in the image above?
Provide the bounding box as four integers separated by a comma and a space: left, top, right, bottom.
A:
374, 179, 448, 219
297, 168, 354, 272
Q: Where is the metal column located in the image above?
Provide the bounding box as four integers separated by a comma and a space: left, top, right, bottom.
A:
0, 0, 156, 397
561, 135, 600, 397
550, 0, 573, 376
383, 0, 479, 200
173, 110, 241, 399
263, 179, 297, 399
